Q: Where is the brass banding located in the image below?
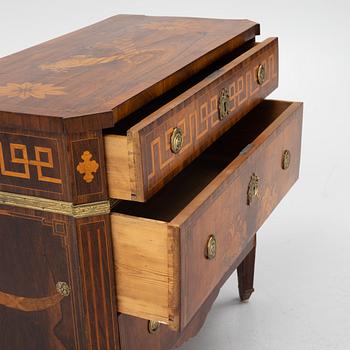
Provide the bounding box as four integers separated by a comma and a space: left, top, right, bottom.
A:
0, 191, 111, 218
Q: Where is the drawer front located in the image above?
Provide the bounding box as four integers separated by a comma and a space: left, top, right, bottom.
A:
111, 100, 303, 330
106, 38, 278, 202
176, 102, 302, 327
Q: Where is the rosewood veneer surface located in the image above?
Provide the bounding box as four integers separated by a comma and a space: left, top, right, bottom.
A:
0, 14, 302, 350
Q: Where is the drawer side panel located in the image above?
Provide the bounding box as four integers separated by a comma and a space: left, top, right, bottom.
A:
105, 135, 132, 200
111, 214, 179, 327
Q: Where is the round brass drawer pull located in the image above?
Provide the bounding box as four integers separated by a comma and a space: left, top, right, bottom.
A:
282, 149, 291, 170
257, 64, 266, 85
148, 320, 160, 334
218, 87, 230, 120
170, 127, 184, 154
206, 235, 217, 260
56, 281, 71, 297
247, 173, 259, 206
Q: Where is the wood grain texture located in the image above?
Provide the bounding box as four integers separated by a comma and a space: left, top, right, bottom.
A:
0, 206, 83, 349
0, 290, 64, 312
0, 128, 67, 201
117, 236, 256, 350
111, 100, 303, 330
0, 126, 118, 348
175, 235, 256, 349
111, 213, 179, 328
0, 15, 259, 133
175, 100, 302, 328
237, 236, 256, 301
104, 135, 132, 200
106, 38, 278, 201
0, 127, 108, 204
0, 206, 120, 349
75, 215, 120, 350
0, 13, 303, 349
68, 130, 108, 204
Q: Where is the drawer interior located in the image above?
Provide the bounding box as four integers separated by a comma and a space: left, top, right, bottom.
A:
104, 38, 278, 202
104, 40, 256, 136
112, 99, 292, 220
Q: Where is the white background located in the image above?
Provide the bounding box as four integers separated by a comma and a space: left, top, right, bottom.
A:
1, 1, 349, 349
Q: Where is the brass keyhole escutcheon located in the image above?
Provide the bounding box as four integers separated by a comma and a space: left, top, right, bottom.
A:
56, 281, 71, 297
206, 235, 217, 260
148, 320, 160, 334
170, 127, 184, 154
257, 64, 266, 85
247, 173, 259, 206
218, 88, 230, 120
282, 150, 291, 170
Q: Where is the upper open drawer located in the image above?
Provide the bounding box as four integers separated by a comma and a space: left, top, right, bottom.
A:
105, 38, 279, 201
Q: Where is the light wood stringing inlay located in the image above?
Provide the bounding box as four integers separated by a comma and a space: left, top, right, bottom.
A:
0, 290, 64, 312
143, 51, 277, 191
0, 142, 62, 184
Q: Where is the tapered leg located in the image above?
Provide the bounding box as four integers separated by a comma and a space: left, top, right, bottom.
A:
237, 235, 256, 302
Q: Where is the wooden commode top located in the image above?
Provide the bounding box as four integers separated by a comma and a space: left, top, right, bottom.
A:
0, 15, 302, 350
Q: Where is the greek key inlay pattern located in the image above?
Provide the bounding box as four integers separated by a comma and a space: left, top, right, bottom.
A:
0, 143, 61, 184
0, 133, 62, 193
141, 50, 278, 193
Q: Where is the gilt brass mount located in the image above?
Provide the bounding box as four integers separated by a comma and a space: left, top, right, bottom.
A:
206, 235, 217, 260
257, 64, 266, 85
247, 173, 259, 206
56, 282, 71, 297
0, 191, 111, 218
282, 149, 291, 170
218, 87, 230, 120
170, 127, 184, 154
148, 320, 160, 334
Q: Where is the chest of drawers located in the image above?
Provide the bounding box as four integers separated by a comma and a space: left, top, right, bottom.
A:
0, 15, 303, 349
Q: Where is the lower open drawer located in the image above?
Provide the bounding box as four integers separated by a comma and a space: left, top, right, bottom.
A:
110, 99, 303, 330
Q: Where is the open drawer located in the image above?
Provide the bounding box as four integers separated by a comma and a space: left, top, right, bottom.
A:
105, 38, 279, 202
110, 99, 303, 330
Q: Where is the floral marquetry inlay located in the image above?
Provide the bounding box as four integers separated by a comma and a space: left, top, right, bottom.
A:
39, 39, 164, 72
76, 151, 99, 184
40, 55, 121, 72
0, 82, 66, 99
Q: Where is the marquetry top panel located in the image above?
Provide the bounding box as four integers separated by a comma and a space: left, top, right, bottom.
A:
0, 15, 259, 132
